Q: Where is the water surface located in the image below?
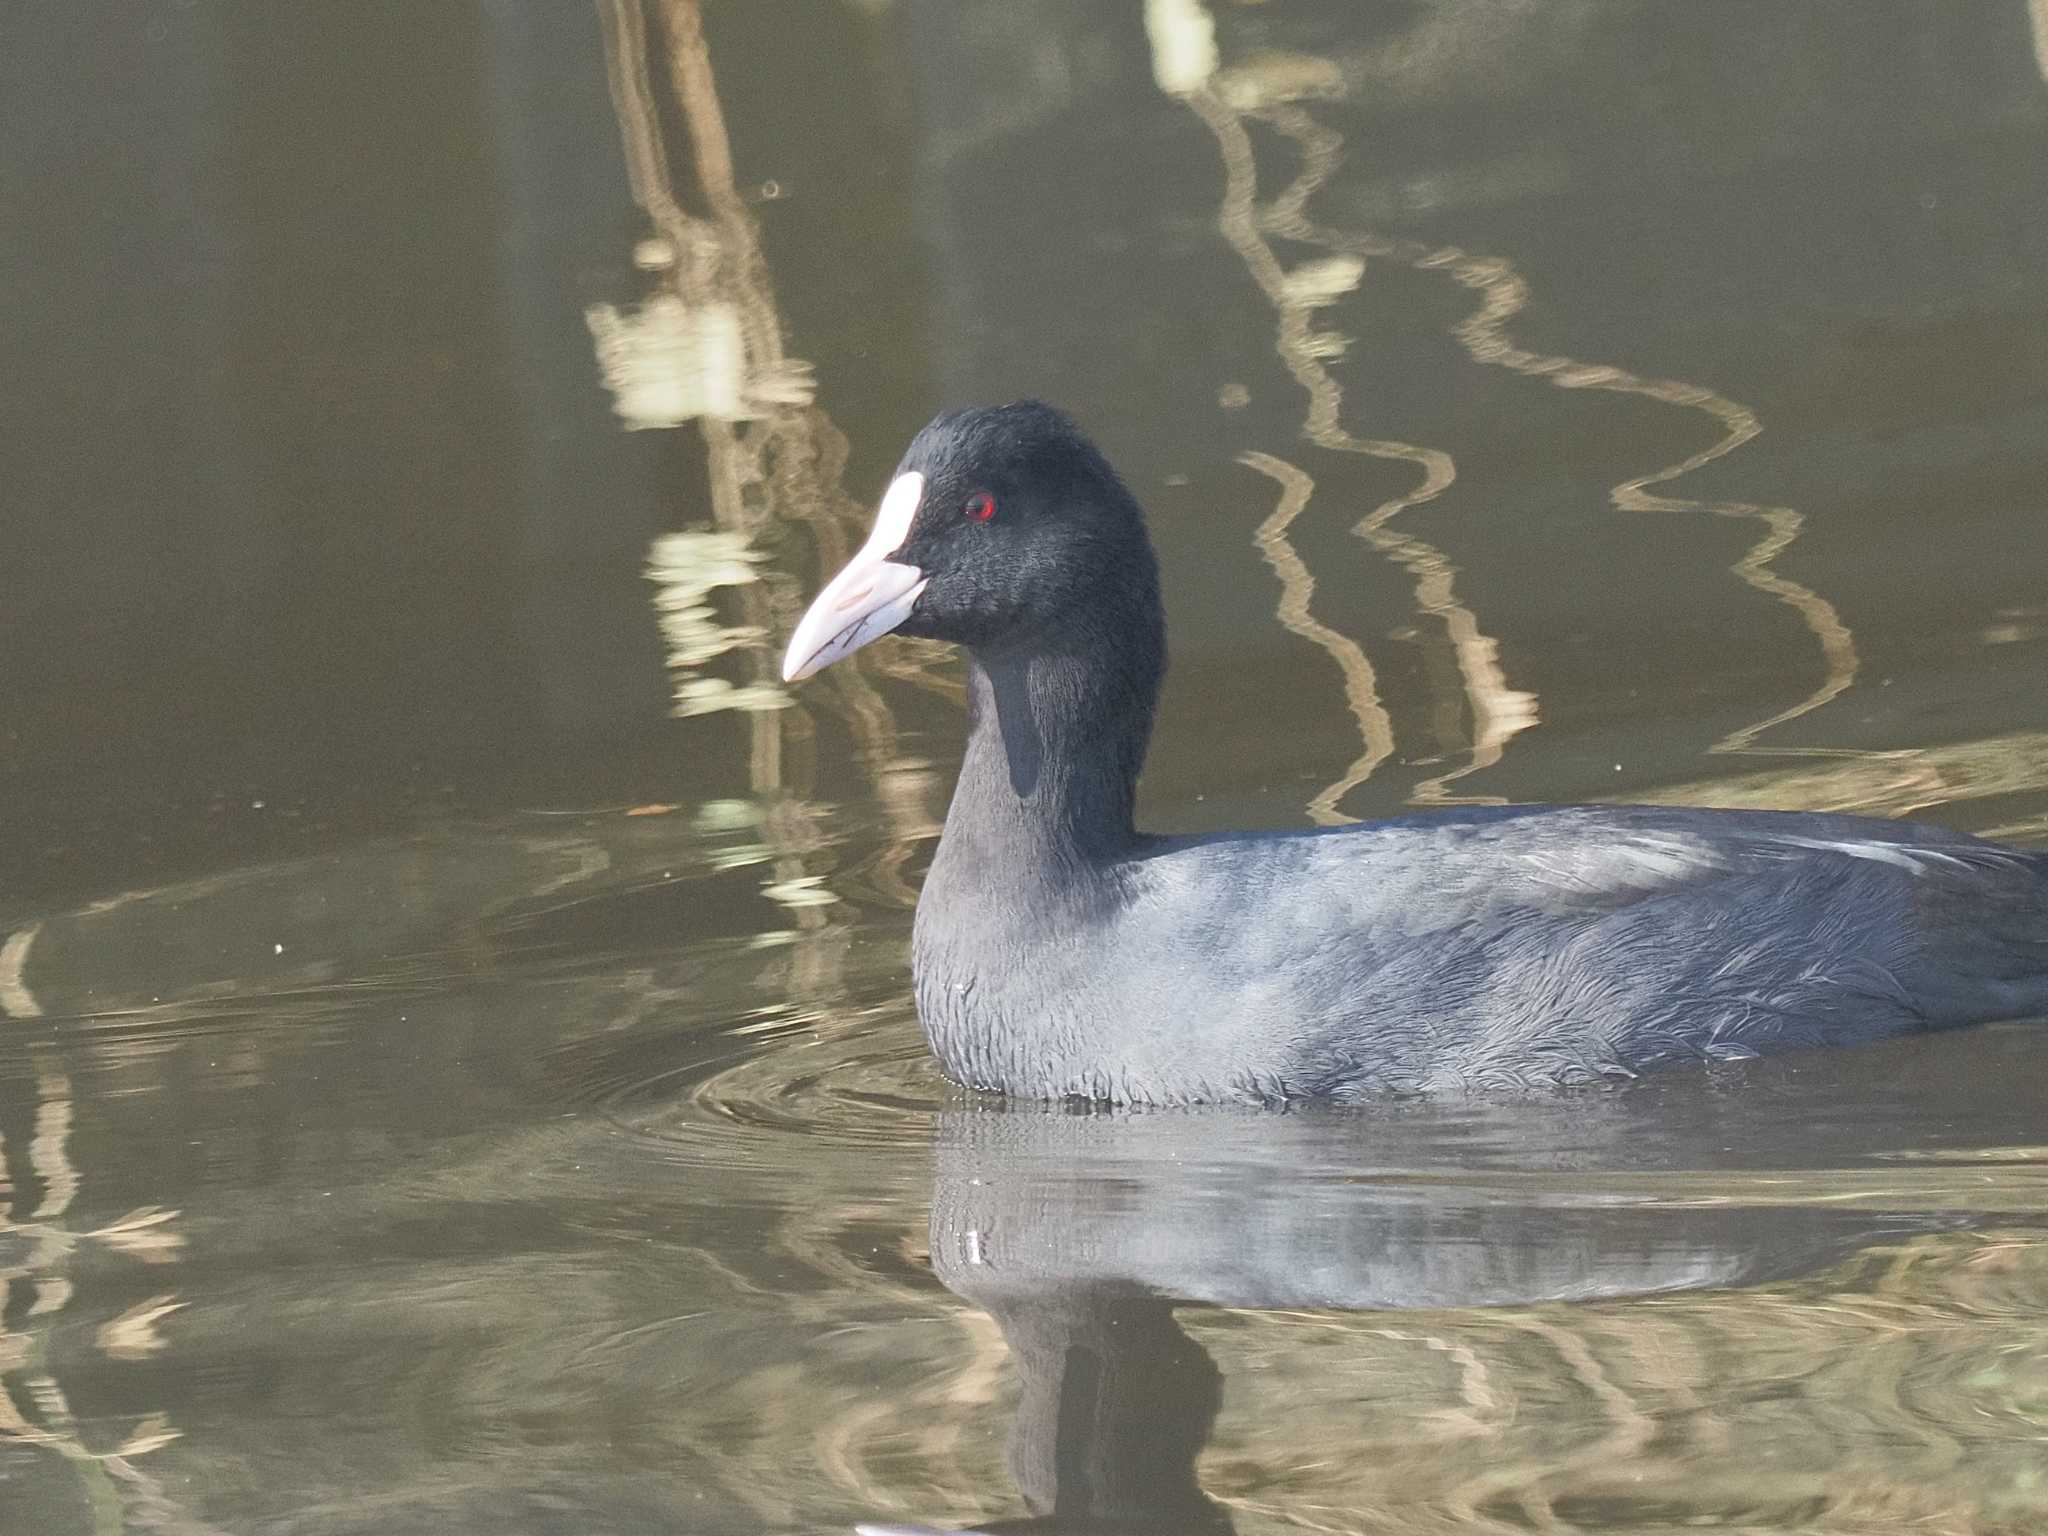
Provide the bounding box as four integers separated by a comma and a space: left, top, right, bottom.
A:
5, 2, 2048, 1532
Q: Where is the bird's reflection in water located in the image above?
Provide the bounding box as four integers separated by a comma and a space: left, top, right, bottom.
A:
858, 1088, 2008, 1536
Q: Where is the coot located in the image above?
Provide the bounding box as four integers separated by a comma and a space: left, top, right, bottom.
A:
783, 401, 2048, 1103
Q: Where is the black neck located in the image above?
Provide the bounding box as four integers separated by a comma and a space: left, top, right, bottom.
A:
940, 602, 1164, 876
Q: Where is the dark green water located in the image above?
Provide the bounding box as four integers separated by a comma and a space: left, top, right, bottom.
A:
5, 2, 2048, 1531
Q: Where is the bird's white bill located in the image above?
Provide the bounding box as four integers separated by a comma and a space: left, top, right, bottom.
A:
781, 471, 929, 682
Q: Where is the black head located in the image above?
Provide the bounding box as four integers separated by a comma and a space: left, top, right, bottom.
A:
890, 401, 1158, 652
782, 401, 1163, 680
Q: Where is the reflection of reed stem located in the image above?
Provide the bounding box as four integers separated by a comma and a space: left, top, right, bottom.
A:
603, 0, 820, 924
659, 0, 742, 225
1240, 452, 1393, 823
0, 924, 42, 1020
1433, 246, 1859, 756
1253, 100, 1859, 762
1189, 87, 1537, 809
0, 1044, 201, 1533
603, 0, 950, 955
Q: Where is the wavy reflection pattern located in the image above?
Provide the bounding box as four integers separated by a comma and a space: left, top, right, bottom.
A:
0, 930, 198, 1530
1154, 0, 1871, 817
593, 0, 948, 949
1185, 1220, 2048, 1535
1238, 450, 1397, 819
1251, 95, 1861, 759
829, 1083, 2048, 1535
1175, 48, 1535, 812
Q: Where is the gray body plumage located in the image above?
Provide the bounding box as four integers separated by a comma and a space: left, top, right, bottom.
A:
918, 794, 2048, 1104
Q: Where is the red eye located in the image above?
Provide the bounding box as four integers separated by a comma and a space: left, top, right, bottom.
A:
963, 490, 996, 523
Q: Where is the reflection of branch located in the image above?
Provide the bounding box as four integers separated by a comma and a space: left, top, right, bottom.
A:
1186, 83, 1537, 809
596, 0, 949, 968
0, 923, 42, 1020
0, 1056, 200, 1532
1250, 96, 1858, 762
1240, 452, 1393, 824
30, 1071, 78, 1221
1163, 0, 1868, 791
1427, 238, 1858, 757
1637, 726, 2048, 824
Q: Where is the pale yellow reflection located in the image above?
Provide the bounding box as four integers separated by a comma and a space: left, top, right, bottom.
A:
1177, 50, 1539, 813
0, 983, 192, 1527
2032, 0, 2048, 83
1433, 245, 1860, 757
1240, 74, 1859, 765
645, 529, 780, 716
1239, 451, 1395, 824
98, 1295, 187, 1362
596, 0, 949, 950
587, 291, 812, 429
1633, 728, 2048, 825
1144, 0, 1218, 97
1164, 4, 1882, 802
0, 924, 40, 1020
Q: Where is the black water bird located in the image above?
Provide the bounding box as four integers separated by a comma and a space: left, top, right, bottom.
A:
782, 402, 2048, 1103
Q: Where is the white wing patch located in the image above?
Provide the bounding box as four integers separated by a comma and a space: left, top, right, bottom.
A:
1785, 843, 1990, 876
1611, 835, 1714, 884
1529, 835, 1724, 899
1775, 836, 1969, 876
